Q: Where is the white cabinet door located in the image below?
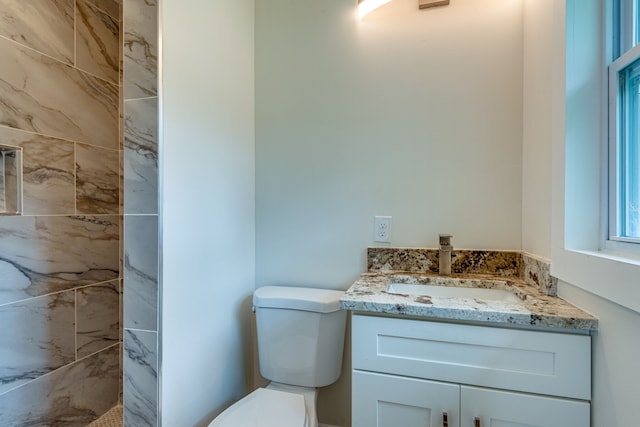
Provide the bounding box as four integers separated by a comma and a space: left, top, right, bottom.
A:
460, 386, 590, 427
353, 370, 460, 427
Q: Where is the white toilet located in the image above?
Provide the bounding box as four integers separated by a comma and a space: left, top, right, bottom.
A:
209, 285, 347, 427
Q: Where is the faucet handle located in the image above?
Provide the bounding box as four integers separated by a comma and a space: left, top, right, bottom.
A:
439, 234, 453, 247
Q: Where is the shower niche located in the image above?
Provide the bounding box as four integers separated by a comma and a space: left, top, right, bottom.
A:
0, 145, 23, 215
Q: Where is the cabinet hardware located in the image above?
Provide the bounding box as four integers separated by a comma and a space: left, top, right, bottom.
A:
474, 417, 481, 427
443, 412, 448, 427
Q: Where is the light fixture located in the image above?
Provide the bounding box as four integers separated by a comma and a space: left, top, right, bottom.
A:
418, 0, 450, 9
358, 0, 450, 19
357, 0, 392, 19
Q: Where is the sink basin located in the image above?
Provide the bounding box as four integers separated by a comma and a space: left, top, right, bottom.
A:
386, 281, 522, 303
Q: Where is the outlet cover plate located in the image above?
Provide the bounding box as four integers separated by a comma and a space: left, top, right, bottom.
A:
374, 216, 392, 243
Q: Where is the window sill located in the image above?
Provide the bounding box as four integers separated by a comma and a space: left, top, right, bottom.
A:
552, 247, 640, 314
604, 239, 640, 259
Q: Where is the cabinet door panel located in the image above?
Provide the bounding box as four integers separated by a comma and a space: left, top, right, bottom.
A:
353, 370, 459, 427
460, 386, 589, 427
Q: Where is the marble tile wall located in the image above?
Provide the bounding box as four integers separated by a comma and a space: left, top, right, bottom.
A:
123, 0, 158, 99
76, 143, 120, 214
0, 215, 119, 305
122, 0, 159, 426
0, 0, 122, 425
0, 35, 118, 149
0, 345, 120, 427
124, 215, 158, 331
76, 0, 120, 84
124, 96, 158, 215
124, 330, 158, 427
77, 281, 120, 358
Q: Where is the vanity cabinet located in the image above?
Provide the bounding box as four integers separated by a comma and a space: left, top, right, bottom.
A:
351, 314, 591, 427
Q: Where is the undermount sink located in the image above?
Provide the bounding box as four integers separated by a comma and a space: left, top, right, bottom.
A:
385, 276, 522, 303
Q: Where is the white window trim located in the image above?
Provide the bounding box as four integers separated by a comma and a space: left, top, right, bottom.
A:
608, 42, 640, 247
552, 0, 640, 315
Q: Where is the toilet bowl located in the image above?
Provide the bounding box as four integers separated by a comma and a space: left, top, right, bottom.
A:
207, 286, 346, 427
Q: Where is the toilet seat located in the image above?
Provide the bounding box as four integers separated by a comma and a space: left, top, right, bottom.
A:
208, 387, 307, 427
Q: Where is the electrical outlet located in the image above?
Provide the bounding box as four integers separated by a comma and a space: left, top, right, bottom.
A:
374, 216, 392, 243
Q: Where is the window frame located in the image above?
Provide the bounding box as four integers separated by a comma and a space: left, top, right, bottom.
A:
607, 0, 640, 250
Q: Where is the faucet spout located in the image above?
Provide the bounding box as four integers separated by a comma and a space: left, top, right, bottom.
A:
438, 234, 453, 276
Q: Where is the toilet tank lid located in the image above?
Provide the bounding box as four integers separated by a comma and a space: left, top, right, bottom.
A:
253, 286, 344, 313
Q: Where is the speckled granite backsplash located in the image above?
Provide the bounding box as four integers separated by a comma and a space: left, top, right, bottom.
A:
367, 248, 557, 296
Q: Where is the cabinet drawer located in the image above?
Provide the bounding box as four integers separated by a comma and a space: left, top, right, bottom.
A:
352, 314, 591, 400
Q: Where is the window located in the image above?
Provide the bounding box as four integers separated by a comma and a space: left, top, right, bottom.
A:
609, 0, 640, 245
553, 0, 640, 313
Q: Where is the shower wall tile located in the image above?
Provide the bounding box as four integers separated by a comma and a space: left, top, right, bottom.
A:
118, 282, 123, 404
0, 291, 75, 395
0, 126, 75, 215
124, 0, 157, 99
0, 0, 122, 424
120, 149, 125, 214
0, 215, 119, 306
119, 214, 124, 280
76, 0, 119, 84
119, 86, 125, 149
122, 0, 158, 423
0, 36, 118, 149
119, 342, 124, 403
2, 155, 18, 213
0, 345, 119, 427
124, 97, 158, 214
87, 0, 121, 20
124, 215, 158, 330
124, 329, 158, 427
77, 281, 120, 358
76, 143, 120, 214
0, 0, 74, 64
118, 0, 124, 149
119, 279, 124, 341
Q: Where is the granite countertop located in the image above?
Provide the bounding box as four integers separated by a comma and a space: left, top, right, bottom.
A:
339, 248, 598, 331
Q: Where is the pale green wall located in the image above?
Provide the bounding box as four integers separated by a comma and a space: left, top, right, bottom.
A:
256, 0, 524, 285
256, 0, 524, 425
160, 0, 256, 426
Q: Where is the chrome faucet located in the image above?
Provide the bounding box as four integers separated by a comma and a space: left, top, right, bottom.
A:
438, 234, 453, 276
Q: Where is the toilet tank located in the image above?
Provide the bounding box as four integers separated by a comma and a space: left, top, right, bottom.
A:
253, 286, 347, 388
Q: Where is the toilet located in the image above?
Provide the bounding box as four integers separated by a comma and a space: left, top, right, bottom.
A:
209, 286, 347, 427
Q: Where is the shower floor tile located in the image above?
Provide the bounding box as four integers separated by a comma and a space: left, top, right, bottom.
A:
87, 405, 122, 427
